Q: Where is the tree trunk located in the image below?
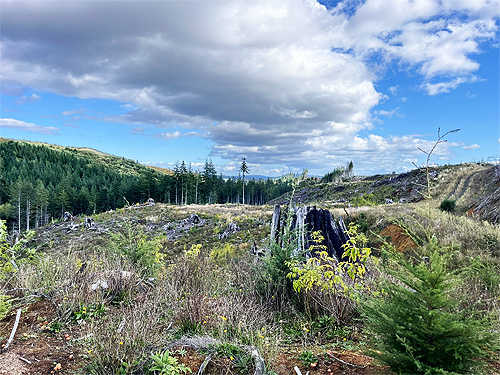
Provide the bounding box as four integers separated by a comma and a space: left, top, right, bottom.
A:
195, 180, 198, 204
242, 176, 245, 204
26, 198, 30, 231
17, 190, 21, 233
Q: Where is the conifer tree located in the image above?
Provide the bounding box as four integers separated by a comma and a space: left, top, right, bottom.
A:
362, 239, 498, 374
239, 157, 250, 204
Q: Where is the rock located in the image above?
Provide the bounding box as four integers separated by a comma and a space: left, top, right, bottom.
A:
90, 279, 109, 291
90, 270, 136, 295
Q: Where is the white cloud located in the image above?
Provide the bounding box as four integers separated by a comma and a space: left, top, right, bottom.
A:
0, 0, 496, 173
62, 108, 86, 116
157, 131, 181, 140
388, 86, 398, 95
375, 107, 401, 118
422, 76, 479, 95
0, 118, 58, 134
462, 143, 480, 150
16, 93, 40, 104
336, 0, 498, 83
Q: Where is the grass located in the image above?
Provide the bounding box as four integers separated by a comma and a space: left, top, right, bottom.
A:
1, 163, 499, 373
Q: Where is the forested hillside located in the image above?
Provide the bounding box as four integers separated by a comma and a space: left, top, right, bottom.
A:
0, 139, 294, 232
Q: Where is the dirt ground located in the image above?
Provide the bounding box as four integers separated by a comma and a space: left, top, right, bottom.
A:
0, 299, 83, 375
379, 224, 417, 252
2, 297, 498, 375
0, 297, 391, 375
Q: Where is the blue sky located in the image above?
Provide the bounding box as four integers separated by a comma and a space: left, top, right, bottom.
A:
1, 0, 499, 176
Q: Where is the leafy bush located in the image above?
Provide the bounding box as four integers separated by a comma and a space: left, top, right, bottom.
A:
361, 238, 498, 374
149, 350, 192, 375
255, 210, 303, 311
298, 350, 318, 367
108, 223, 164, 277
287, 226, 375, 324
439, 198, 456, 212
0, 294, 11, 321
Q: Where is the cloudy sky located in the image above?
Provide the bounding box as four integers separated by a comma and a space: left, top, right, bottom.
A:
1, 0, 499, 176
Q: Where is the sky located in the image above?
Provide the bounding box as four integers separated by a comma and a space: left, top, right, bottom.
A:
1, 0, 499, 177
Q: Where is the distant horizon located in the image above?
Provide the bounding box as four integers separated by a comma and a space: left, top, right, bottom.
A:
1, 1, 499, 176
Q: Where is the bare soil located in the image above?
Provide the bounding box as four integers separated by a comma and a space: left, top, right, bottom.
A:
0, 299, 84, 375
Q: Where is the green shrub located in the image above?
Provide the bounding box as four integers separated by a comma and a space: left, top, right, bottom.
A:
0, 295, 11, 321
149, 350, 192, 375
361, 238, 498, 374
298, 350, 318, 367
287, 226, 375, 324
255, 208, 304, 311
439, 199, 456, 212
108, 224, 164, 277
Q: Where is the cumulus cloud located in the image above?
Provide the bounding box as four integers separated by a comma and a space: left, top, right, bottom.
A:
0, 0, 497, 173
462, 143, 480, 150
0, 118, 58, 134
335, 0, 498, 90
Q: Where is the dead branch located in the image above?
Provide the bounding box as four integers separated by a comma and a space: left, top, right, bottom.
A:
19, 356, 32, 364
3, 308, 22, 351
327, 351, 366, 369
197, 353, 212, 375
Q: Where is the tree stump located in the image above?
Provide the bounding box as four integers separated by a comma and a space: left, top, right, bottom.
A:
270, 205, 350, 261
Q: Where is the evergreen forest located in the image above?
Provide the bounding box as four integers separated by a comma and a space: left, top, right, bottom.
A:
0, 139, 295, 232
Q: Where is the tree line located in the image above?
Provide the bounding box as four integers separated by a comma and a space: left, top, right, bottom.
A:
0, 140, 295, 233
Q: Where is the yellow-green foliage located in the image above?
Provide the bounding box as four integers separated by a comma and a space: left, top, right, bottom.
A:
288, 224, 375, 299
340, 223, 373, 284
184, 244, 202, 259
209, 243, 238, 265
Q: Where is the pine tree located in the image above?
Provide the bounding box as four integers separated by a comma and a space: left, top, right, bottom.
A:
239, 157, 250, 204
362, 239, 498, 374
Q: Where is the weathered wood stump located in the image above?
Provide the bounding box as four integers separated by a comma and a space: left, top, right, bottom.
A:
270, 205, 350, 261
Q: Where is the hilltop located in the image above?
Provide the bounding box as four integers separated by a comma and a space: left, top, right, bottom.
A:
0, 138, 172, 177
0, 139, 295, 232
271, 162, 499, 225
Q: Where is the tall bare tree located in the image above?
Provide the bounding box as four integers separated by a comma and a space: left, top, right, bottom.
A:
239, 157, 250, 204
